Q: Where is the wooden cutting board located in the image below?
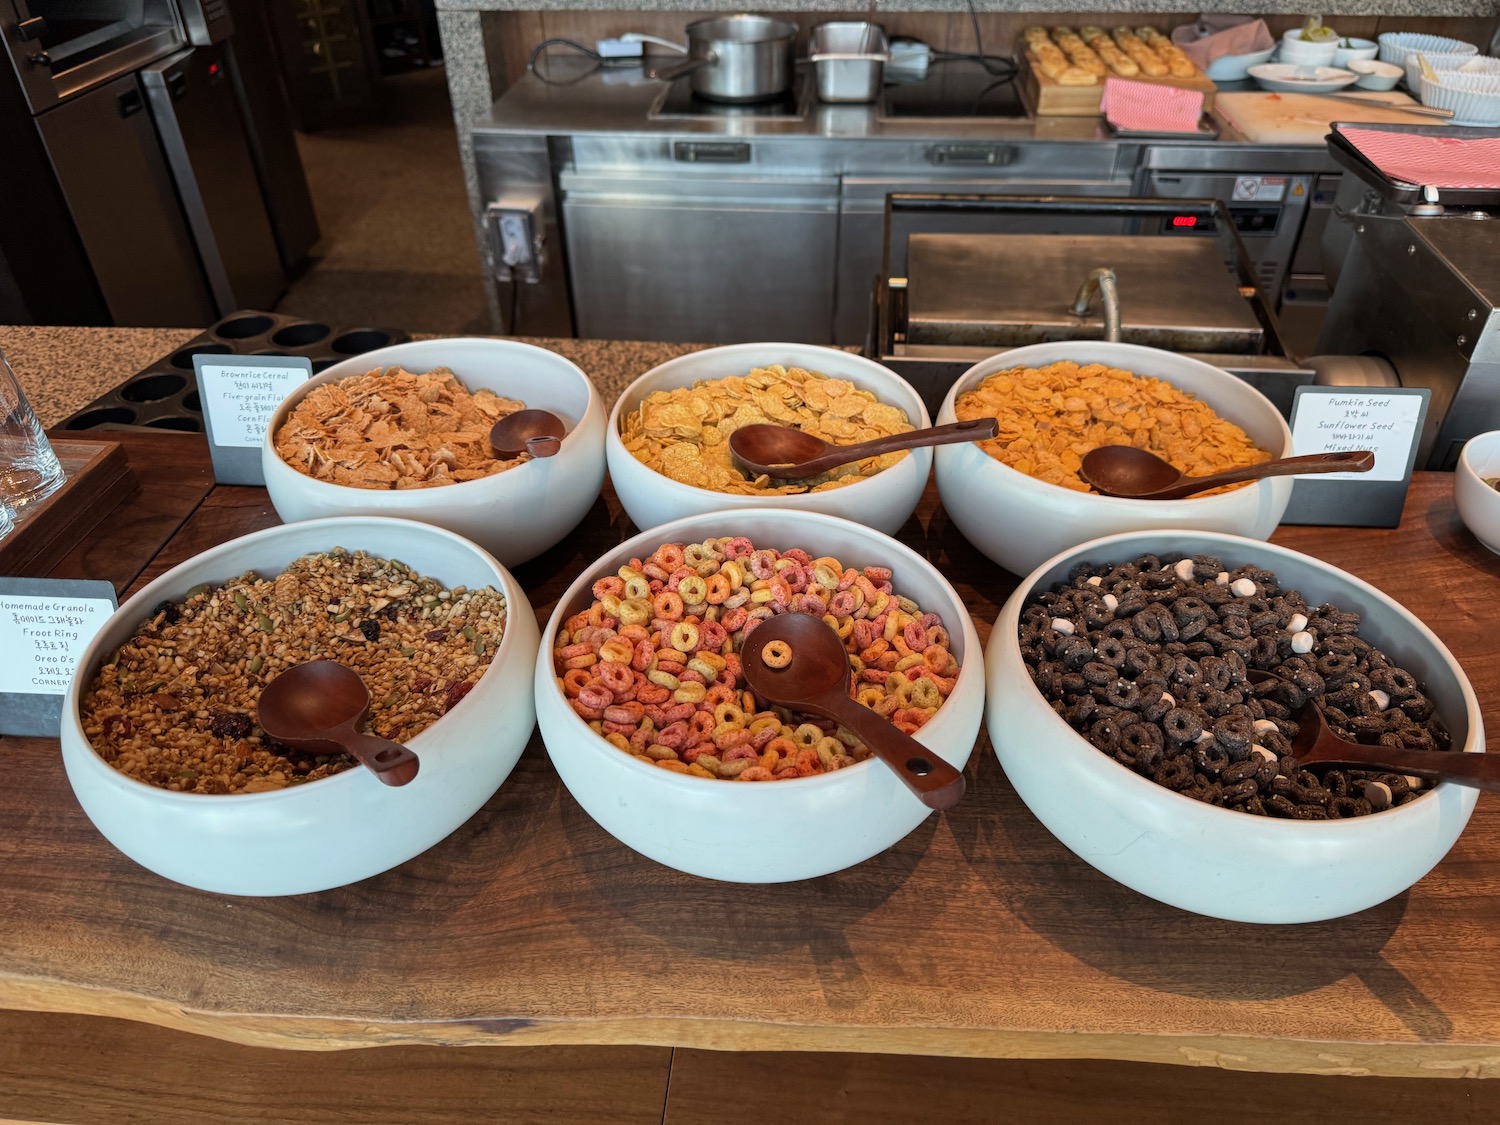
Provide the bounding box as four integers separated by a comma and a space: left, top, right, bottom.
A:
1214, 90, 1447, 145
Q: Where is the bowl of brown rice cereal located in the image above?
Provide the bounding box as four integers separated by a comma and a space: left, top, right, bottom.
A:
262, 337, 607, 568
61, 516, 540, 896
606, 343, 932, 536
533, 507, 985, 882
934, 342, 1294, 577
986, 529, 1483, 924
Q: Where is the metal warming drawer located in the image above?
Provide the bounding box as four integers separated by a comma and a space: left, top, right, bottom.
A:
904, 232, 1266, 354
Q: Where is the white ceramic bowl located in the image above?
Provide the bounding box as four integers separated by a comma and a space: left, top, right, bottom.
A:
1406, 50, 1491, 93
1348, 59, 1404, 91
1378, 31, 1477, 72
1420, 71, 1500, 124
933, 342, 1294, 578
1332, 38, 1379, 68
606, 343, 931, 536
1278, 32, 1338, 68
262, 338, 608, 568
534, 508, 984, 882
1455, 430, 1500, 554
1203, 45, 1276, 81
61, 517, 541, 896
986, 529, 1483, 924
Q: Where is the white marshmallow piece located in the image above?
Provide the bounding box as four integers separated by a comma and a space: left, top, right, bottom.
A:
1051, 617, 1075, 635
1253, 718, 1278, 733
1231, 578, 1257, 598
1160, 692, 1176, 708
1174, 559, 1196, 582
1291, 630, 1315, 654
1370, 689, 1391, 711
1087, 576, 1103, 586
1215, 572, 1230, 585
1102, 593, 1119, 611
1365, 781, 1393, 811
1251, 744, 1278, 764
1195, 730, 1215, 746
1287, 613, 1309, 633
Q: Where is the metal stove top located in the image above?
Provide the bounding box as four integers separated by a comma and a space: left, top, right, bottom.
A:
649, 73, 810, 121
877, 58, 1026, 121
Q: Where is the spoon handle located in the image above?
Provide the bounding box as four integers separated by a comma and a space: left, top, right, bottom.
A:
1167, 450, 1376, 499
342, 728, 421, 787
782, 418, 1000, 478
822, 695, 966, 810
1301, 743, 1500, 791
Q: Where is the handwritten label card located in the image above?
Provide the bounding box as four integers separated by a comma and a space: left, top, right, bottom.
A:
195, 354, 313, 485
0, 577, 117, 737
1281, 387, 1431, 527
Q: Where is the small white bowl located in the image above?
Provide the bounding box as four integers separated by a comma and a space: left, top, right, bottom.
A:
1379, 31, 1477, 72
262, 338, 608, 569
1279, 31, 1338, 68
1456, 430, 1500, 554
1332, 38, 1379, 68
61, 517, 541, 897
1348, 59, 1404, 91
986, 529, 1483, 923
1204, 45, 1277, 82
1419, 71, 1500, 125
1405, 50, 1490, 94
534, 508, 984, 883
932, 342, 1294, 578
606, 343, 931, 536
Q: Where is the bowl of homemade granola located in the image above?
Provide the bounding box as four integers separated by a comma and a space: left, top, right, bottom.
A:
933, 342, 1293, 577
606, 344, 931, 536
262, 338, 607, 568
987, 529, 1482, 923
534, 508, 984, 882
60, 516, 540, 896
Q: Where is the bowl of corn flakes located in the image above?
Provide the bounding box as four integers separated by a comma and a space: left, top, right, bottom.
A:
262, 338, 608, 568
933, 342, 1293, 577
606, 344, 931, 535
534, 507, 985, 882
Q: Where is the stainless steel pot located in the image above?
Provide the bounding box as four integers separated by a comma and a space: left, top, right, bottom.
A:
648, 15, 797, 103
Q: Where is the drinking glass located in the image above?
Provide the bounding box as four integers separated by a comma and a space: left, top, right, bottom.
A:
0, 348, 65, 510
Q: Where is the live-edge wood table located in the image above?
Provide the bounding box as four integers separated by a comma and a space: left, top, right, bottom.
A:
4, 428, 1500, 1124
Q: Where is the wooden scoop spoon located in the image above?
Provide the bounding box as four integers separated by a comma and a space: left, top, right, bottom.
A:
729, 418, 999, 480
740, 613, 966, 810
257, 661, 420, 787
1249, 670, 1494, 790
1079, 446, 1375, 501
489, 409, 566, 459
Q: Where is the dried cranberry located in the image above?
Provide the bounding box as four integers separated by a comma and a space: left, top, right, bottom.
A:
444, 681, 474, 712
151, 600, 181, 625
412, 678, 433, 694
382, 604, 399, 621
101, 714, 133, 738
424, 629, 448, 642
359, 619, 381, 642
209, 711, 253, 739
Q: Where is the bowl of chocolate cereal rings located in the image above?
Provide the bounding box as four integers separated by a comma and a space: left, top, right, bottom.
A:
61, 516, 540, 896
607, 343, 932, 535
934, 342, 1293, 578
986, 529, 1483, 923
534, 507, 984, 882
262, 337, 607, 568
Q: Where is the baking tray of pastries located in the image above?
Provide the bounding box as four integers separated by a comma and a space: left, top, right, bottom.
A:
1019, 24, 1217, 117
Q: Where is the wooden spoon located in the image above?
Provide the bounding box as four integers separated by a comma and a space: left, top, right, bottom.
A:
257, 661, 420, 787
740, 613, 966, 810
1079, 446, 1375, 501
729, 418, 999, 480
1249, 670, 1494, 790
489, 409, 566, 459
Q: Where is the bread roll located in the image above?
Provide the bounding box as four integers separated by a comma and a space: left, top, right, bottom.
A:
1094, 40, 1139, 77
1054, 66, 1097, 86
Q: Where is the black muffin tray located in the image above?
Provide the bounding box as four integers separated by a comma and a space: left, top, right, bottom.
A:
59, 311, 411, 434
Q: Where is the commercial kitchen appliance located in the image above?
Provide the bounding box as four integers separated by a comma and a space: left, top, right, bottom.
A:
1311, 124, 1500, 471
472, 54, 1344, 349
0, 0, 317, 327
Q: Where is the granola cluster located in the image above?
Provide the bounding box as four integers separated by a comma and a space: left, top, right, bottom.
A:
274, 366, 528, 489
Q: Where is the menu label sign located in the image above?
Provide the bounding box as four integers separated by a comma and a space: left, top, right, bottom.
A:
1281, 386, 1431, 527
195, 354, 313, 485
0, 577, 116, 737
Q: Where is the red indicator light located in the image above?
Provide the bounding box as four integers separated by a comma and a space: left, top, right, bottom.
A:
1171, 215, 1197, 228
209, 62, 220, 76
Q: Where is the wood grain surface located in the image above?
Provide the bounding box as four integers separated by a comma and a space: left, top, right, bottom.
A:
3, 465, 1500, 1080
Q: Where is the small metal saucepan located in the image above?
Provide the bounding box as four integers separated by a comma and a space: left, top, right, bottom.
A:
648, 14, 797, 103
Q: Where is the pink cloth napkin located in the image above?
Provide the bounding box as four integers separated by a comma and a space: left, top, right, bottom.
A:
1171, 16, 1276, 71
1339, 127, 1500, 189
1101, 78, 1205, 133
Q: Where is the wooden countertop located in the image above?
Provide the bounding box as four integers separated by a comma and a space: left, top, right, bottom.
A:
3, 426, 1500, 1078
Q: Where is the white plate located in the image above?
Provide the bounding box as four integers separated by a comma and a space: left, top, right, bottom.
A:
1248, 63, 1359, 93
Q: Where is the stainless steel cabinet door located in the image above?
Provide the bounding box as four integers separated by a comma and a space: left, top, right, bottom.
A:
559, 172, 839, 344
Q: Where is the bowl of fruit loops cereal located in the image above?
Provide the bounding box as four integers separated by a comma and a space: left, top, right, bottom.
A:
606, 343, 931, 536
533, 508, 985, 882
933, 342, 1293, 577
986, 529, 1482, 924
60, 516, 540, 897
262, 337, 607, 568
